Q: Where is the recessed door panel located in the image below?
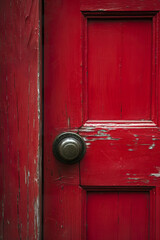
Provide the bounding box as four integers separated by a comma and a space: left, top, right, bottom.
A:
87, 191, 150, 240
87, 19, 152, 120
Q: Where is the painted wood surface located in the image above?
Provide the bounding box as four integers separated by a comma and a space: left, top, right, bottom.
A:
87, 191, 150, 240
0, 0, 41, 239
87, 19, 152, 120
44, 0, 160, 239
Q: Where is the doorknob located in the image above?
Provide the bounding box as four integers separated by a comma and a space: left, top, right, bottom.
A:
53, 132, 86, 164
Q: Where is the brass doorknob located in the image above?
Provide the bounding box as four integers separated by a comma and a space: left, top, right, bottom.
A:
53, 132, 86, 164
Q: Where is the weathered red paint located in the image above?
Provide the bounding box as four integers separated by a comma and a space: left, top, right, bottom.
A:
0, 0, 41, 239
44, 0, 160, 239
87, 191, 150, 239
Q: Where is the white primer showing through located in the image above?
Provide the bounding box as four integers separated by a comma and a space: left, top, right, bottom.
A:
150, 167, 160, 177
148, 143, 155, 150
150, 173, 160, 177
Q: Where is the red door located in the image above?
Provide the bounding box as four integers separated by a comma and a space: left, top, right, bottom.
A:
44, 1, 160, 239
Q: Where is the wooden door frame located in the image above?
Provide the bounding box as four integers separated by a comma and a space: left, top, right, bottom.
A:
0, 0, 42, 239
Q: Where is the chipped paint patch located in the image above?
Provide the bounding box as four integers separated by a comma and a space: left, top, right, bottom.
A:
105, 136, 120, 140
86, 142, 91, 148
98, 9, 106, 11
128, 177, 140, 180
150, 173, 160, 177
150, 167, 160, 177
79, 127, 95, 132
83, 137, 88, 141
128, 149, 134, 151
97, 130, 110, 136
148, 143, 155, 149
86, 136, 120, 141
133, 134, 138, 137
34, 197, 40, 240
93, 132, 120, 140
152, 138, 160, 141
86, 142, 91, 145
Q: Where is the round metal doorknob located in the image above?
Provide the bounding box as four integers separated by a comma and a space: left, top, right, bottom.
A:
53, 132, 86, 164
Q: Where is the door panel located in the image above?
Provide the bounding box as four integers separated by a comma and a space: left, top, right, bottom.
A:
80, 128, 160, 185
44, 1, 160, 239
87, 191, 150, 240
88, 19, 152, 120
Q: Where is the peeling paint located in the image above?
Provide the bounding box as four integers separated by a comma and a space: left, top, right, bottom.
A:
86, 142, 91, 148
34, 177, 38, 183
37, 69, 41, 121
106, 136, 120, 140
86, 136, 120, 141
28, 170, 30, 181
128, 149, 134, 151
0, 0, 41, 238
83, 137, 88, 141
152, 138, 159, 141
149, 143, 155, 149
128, 177, 140, 180
83, 121, 156, 128
133, 134, 138, 137
150, 167, 160, 177
34, 197, 40, 240
79, 127, 95, 132
97, 130, 110, 136
37, 24, 41, 238
150, 173, 160, 177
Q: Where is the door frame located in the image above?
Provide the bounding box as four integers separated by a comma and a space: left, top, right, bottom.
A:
0, 0, 42, 239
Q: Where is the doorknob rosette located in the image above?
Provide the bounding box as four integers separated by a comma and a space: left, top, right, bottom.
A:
53, 132, 86, 164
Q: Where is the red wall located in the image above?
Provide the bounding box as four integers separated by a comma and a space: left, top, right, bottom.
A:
0, 0, 41, 239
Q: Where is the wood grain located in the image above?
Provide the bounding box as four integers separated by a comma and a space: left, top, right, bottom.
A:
87, 18, 152, 120
87, 191, 150, 240
0, 0, 41, 239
